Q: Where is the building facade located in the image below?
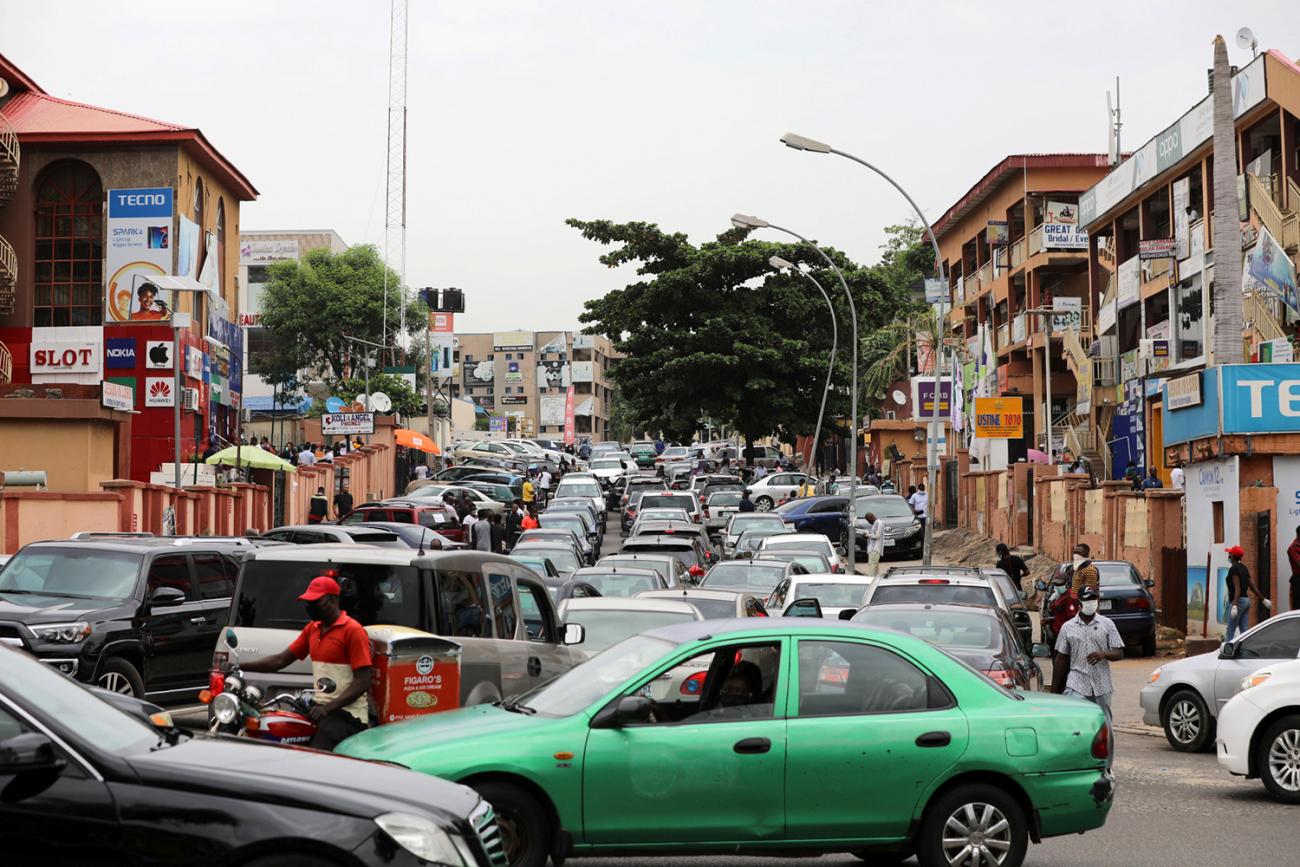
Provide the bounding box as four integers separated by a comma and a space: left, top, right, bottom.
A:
0, 52, 256, 488
450, 330, 618, 439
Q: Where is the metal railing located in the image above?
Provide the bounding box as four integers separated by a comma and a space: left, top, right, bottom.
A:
0, 233, 15, 315
1027, 224, 1044, 258
0, 110, 18, 206
1012, 313, 1026, 344
1093, 356, 1118, 388
1098, 236, 1116, 267
1289, 177, 1300, 215
977, 261, 992, 289
964, 269, 982, 296
996, 324, 1010, 350
1249, 173, 1287, 247
1010, 237, 1026, 268
1245, 291, 1288, 343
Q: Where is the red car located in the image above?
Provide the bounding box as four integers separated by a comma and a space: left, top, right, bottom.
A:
340, 503, 465, 543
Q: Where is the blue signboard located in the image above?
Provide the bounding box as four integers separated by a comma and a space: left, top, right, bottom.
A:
105, 338, 136, 369
1162, 369, 1219, 446
106, 187, 173, 219
1220, 363, 1300, 434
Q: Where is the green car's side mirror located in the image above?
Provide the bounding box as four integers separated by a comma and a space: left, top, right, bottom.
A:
611, 695, 654, 726
1031, 643, 1051, 659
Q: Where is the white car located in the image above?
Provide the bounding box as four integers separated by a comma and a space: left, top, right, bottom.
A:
766, 572, 875, 618
558, 596, 703, 663
721, 512, 788, 556
1217, 657, 1300, 802
746, 472, 812, 510
756, 532, 844, 572
588, 456, 634, 486
552, 476, 607, 526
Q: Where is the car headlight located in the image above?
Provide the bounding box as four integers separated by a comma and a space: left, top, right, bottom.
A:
211, 691, 240, 725
32, 621, 91, 644
374, 812, 467, 865
1242, 673, 1271, 691
907, 521, 921, 534
1148, 666, 1162, 684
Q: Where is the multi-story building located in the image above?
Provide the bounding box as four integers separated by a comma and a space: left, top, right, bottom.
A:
933, 154, 1114, 468
450, 330, 618, 439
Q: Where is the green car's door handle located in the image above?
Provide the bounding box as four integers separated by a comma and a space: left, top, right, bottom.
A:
915, 731, 951, 748
733, 737, 772, 754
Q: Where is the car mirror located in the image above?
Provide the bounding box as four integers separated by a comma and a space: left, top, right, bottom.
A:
835, 545, 847, 557
1144, 579, 1155, 588
149, 586, 187, 608
1219, 640, 1238, 659
1030, 643, 1052, 659
609, 695, 655, 726
783, 598, 823, 618
562, 622, 586, 646
0, 732, 66, 775
837, 608, 857, 621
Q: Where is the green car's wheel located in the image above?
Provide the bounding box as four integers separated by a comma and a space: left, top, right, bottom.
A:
916, 783, 1027, 867
475, 781, 549, 867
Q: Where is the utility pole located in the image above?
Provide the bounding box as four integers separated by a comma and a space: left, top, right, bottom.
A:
383, 0, 409, 361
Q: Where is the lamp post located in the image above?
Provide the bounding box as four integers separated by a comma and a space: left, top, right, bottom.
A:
732, 214, 859, 575
344, 334, 386, 444
769, 255, 837, 479
1024, 308, 1058, 463
780, 132, 949, 564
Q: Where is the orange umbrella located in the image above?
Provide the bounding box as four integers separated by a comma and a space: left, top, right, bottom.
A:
394, 428, 441, 455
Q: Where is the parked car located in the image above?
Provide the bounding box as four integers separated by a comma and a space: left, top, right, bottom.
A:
854, 602, 1047, 691
568, 566, 668, 598
339, 502, 466, 542
259, 524, 406, 547
745, 472, 813, 510
760, 549, 834, 575
742, 444, 787, 469
732, 526, 795, 560
618, 475, 667, 509
0, 538, 249, 699
551, 476, 607, 529
350, 522, 465, 550
453, 439, 523, 462
629, 507, 694, 530
852, 494, 924, 559
597, 553, 690, 589
701, 558, 806, 595
1046, 560, 1157, 655
557, 596, 703, 657
630, 441, 659, 468
513, 528, 588, 564
1216, 656, 1300, 802
588, 456, 633, 488
337, 618, 1113, 867
508, 552, 566, 598
774, 495, 849, 537
702, 490, 745, 534
1141, 609, 1300, 751
637, 491, 702, 524
690, 473, 742, 497
508, 543, 584, 581
757, 532, 844, 572
653, 445, 691, 472
721, 513, 789, 557
626, 520, 716, 561
619, 535, 711, 578
766, 573, 873, 619
865, 566, 1033, 650
216, 544, 578, 705
0, 644, 510, 867
399, 485, 508, 515
537, 513, 598, 563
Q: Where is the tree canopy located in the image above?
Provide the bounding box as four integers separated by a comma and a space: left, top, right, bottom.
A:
569, 218, 926, 444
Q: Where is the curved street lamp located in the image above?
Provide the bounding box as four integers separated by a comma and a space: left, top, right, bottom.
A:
769, 255, 837, 480
781, 132, 949, 564
732, 213, 859, 575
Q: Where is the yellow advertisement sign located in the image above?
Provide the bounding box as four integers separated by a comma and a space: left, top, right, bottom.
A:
974, 397, 1024, 439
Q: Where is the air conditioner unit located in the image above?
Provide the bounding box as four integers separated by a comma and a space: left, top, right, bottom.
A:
885, 410, 897, 420
182, 388, 200, 411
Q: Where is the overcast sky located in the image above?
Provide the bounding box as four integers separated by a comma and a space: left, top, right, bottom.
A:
7, 1, 1295, 332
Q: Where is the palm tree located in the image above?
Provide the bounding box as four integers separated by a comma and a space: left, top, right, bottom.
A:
1211, 34, 1243, 363
860, 308, 943, 407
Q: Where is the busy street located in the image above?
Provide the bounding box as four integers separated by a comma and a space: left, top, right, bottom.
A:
6, 3, 1300, 867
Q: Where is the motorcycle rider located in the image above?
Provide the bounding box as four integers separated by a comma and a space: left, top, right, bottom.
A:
236, 574, 372, 751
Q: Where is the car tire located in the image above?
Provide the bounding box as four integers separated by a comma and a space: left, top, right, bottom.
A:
916, 783, 1028, 867
755, 496, 774, 511
475, 781, 550, 867
1140, 631, 1157, 657
1161, 689, 1213, 753
1257, 714, 1300, 804
97, 657, 145, 698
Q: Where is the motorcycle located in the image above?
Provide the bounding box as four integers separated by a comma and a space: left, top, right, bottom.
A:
203, 628, 319, 746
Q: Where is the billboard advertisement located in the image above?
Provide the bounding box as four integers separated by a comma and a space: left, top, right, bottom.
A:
105, 187, 175, 323
973, 397, 1023, 439
537, 359, 571, 389
563, 385, 576, 444
540, 394, 566, 427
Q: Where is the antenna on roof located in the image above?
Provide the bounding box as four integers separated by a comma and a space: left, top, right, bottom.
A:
1236, 26, 1258, 58
1106, 77, 1122, 166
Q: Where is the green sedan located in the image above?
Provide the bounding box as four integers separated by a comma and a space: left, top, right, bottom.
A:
339, 619, 1114, 867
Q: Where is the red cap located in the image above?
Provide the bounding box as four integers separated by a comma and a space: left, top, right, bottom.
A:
1225, 545, 1245, 558
298, 575, 341, 601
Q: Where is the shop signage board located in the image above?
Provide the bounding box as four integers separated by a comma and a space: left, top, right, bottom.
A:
144, 376, 174, 408
1042, 223, 1088, 250
1139, 238, 1176, 260
30, 337, 102, 377
1050, 297, 1082, 332
489, 416, 507, 433
105, 187, 175, 323
184, 345, 204, 381
321, 412, 375, 435
492, 331, 533, 351
986, 220, 1009, 246
1046, 201, 1078, 224
1117, 256, 1140, 309
973, 397, 1024, 439
101, 380, 134, 411
239, 239, 299, 265
912, 377, 953, 414
429, 312, 454, 333
430, 334, 456, 380
500, 396, 526, 405
1245, 226, 1298, 315
105, 338, 136, 368
1173, 178, 1191, 259
1258, 337, 1293, 363
924, 278, 947, 304
145, 340, 173, 369
1166, 372, 1202, 410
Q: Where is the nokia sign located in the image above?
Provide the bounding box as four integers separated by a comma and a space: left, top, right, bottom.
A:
105, 338, 136, 368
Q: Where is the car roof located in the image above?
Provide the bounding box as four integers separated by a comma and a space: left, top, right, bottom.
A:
712, 558, 788, 569
763, 533, 832, 544
562, 596, 702, 615
622, 537, 696, 549
573, 566, 661, 578
857, 601, 999, 617
637, 589, 747, 602
24, 537, 254, 554
878, 571, 992, 586
600, 553, 677, 565
790, 572, 873, 585
246, 543, 424, 565
639, 616, 909, 644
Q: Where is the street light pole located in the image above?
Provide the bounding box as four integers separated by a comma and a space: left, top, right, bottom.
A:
344, 334, 386, 445
770, 256, 837, 479
780, 132, 950, 564
732, 214, 858, 576
1025, 308, 1058, 462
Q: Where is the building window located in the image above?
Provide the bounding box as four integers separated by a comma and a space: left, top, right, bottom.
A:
34, 160, 104, 326
216, 198, 226, 296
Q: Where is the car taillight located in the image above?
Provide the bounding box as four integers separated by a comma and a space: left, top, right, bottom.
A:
680, 671, 707, 695
981, 666, 1016, 688
208, 670, 226, 696
1127, 597, 1151, 609
1091, 722, 1111, 760
919, 578, 950, 584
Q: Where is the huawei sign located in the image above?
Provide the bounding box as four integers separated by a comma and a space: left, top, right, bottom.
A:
144, 376, 174, 407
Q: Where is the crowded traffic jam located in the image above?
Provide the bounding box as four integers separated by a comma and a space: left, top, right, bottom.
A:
8, 434, 1298, 866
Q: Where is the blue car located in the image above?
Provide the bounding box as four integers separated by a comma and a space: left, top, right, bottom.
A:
773, 495, 848, 538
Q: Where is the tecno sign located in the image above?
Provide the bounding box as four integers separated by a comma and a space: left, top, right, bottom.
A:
1222, 364, 1300, 434
31, 343, 101, 373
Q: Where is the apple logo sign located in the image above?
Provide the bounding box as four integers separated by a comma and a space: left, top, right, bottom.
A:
150, 344, 169, 365
145, 341, 173, 368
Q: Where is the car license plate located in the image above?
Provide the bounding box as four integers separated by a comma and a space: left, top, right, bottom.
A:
883, 539, 895, 547
1099, 600, 1113, 611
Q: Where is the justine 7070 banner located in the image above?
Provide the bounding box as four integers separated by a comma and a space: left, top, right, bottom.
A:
974, 397, 1024, 439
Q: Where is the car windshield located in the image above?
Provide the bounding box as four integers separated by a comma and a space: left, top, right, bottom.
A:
791, 581, 872, 608
855, 496, 914, 518
601, 558, 671, 583
703, 562, 786, 593
681, 596, 740, 619
591, 459, 624, 470
622, 543, 696, 568
641, 495, 695, 513
855, 607, 1002, 650
233, 560, 423, 630
523, 634, 675, 716
513, 555, 553, 575
557, 481, 601, 499
3, 646, 159, 754
576, 572, 662, 597
728, 515, 786, 534
662, 447, 689, 458
768, 552, 831, 572
638, 509, 690, 523
871, 583, 999, 607
0, 547, 143, 601
1097, 563, 1140, 586
707, 491, 743, 506
565, 609, 697, 653
540, 515, 587, 535
525, 548, 581, 573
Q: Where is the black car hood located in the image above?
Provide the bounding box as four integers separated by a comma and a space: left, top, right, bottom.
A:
0, 594, 129, 625
127, 734, 479, 823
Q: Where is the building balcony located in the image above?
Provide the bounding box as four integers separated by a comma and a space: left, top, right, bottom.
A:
571, 360, 595, 383
1010, 237, 1026, 269
0, 109, 18, 208
0, 232, 15, 316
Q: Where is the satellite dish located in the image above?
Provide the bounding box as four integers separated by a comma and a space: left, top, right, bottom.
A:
1236, 26, 1258, 55
891, 389, 907, 405
354, 394, 369, 410
369, 392, 393, 413
0, 78, 9, 99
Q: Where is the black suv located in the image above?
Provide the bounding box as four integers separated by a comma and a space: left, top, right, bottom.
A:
0, 538, 257, 699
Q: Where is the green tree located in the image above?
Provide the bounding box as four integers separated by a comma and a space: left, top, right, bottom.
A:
251, 245, 425, 395
569, 218, 916, 449
322, 372, 422, 419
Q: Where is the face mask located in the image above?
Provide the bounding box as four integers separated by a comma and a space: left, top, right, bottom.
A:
304, 600, 328, 622
1080, 600, 1099, 616
1072, 554, 1086, 566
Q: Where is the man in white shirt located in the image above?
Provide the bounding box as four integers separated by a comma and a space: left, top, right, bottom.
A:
862, 511, 886, 577
413, 464, 430, 480
538, 469, 553, 505
1170, 462, 1185, 490
908, 483, 929, 532
298, 444, 316, 467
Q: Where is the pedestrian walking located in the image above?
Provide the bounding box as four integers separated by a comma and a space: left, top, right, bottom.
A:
1170, 461, 1185, 491
1224, 545, 1269, 642
1069, 543, 1100, 596
471, 510, 493, 551
521, 505, 539, 531
909, 483, 929, 533
738, 490, 756, 513
1288, 527, 1300, 612
522, 475, 536, 508
456, 491, 475, 521
307, 487, 329, 524
995, 543, 1030, 593
332, 484, 354, 520
863, 511, 885, 577
506, 499, 525, 546
538, 468, 553, 505
1052, 585, 1123, 734
488, 512, 506, 554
